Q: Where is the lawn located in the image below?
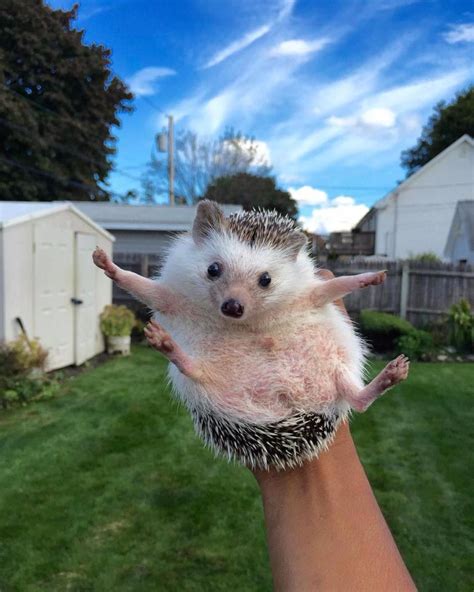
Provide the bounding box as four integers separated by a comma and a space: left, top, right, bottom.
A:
0, 346, 472, 592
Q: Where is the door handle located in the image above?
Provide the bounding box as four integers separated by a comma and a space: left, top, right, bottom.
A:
71, 298, 83, 305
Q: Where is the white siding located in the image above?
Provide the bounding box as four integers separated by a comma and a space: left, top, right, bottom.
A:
374, 138, 474, 259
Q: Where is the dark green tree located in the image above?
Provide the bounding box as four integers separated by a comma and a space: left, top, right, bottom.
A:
204, 172, 298, 219
0, 1, 133, 201
401, 85, 474, 177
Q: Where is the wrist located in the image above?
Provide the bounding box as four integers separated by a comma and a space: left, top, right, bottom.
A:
253, 421, 357, 491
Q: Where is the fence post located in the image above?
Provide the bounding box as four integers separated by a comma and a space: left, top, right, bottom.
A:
141, 254, 149, 277
400, 261, 410, 319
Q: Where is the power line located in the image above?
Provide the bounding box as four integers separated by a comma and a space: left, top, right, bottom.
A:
2, 84, 473, 194
0, 115, 146, 183
0, 154, 130, 200
141, 95, 168, 117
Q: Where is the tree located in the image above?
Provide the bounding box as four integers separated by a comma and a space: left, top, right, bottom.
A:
0, 1, 133, 201
401, 85, 474, 177
142, 128, 271, 204
204, 172, 298, 219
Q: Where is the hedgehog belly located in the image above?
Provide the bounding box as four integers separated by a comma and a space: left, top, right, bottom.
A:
192, 407, 348, 470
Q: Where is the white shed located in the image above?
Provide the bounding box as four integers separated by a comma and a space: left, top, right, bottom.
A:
0, 202, 114, 371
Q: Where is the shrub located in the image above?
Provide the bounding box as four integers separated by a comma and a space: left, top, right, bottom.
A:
448, 298, 473, 352
9, 334, 48, 372
359, 310, 414, 352
0, 339, 57, 410
407, 252, 442, 263
396, 330, 434, 361
100, 305, 136, 337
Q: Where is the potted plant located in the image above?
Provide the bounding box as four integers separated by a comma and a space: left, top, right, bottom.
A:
100, 305, 136, 355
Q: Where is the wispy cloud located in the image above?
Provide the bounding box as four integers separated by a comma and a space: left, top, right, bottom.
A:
443, 23, 474, 44
203, 24, 272, 69
270, 37, 331, 57
127, 67, 175, 97
76, 3, 111, 22
202, 0, 297, 69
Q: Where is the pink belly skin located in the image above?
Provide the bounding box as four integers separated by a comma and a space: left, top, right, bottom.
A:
194, 324, 351, 421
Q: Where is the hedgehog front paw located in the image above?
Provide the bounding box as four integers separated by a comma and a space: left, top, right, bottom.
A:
144, 319, 174, 354
92, 247, 119, 280
359, 270, 387, 289
380, 354, 410, 389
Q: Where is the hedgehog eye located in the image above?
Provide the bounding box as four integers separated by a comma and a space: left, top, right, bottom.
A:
207, 262, 222, 279
258, 272, 271, 288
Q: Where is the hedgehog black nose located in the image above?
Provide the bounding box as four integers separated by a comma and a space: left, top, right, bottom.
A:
221, 299, 244, 318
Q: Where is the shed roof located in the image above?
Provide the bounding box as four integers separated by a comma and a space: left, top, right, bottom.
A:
0, 201, 114, 241
71, 201, 242, 231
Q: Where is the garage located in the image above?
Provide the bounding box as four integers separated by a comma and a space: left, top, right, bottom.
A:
0, 202, 114, 371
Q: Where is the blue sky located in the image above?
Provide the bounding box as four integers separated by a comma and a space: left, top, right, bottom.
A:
47, 0, 473, 232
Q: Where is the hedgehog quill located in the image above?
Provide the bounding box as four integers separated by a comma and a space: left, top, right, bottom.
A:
92, 200, 409, 470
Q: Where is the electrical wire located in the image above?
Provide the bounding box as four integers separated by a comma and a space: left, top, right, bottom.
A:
0, 116, 146, 183
0, 154, 130, 200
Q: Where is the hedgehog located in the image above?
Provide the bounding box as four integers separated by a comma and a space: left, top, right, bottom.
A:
92, 200, 409, 470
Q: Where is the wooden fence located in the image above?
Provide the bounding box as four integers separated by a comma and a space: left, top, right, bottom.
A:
112, 252, 473, 328
324, 257, 474, 327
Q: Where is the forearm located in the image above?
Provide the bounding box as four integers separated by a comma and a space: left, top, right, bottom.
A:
255, 424, 416, 592
311, 271, 386, 307
92, 248, 176, 312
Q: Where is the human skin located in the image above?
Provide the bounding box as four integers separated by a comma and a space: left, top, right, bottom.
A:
253, 423, 416, 592
253, 279, 416, 592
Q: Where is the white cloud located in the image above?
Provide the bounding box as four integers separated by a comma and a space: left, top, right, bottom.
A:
327, 107, 396, 130
270, 37, 331, 57
298, 194, 369, 235
331, 195, 355, 206
444, 23, 474, 44
289, 185, 328, 205
203, 25, 272, 69
360, 107, 396, 128
127, 67, 175, 97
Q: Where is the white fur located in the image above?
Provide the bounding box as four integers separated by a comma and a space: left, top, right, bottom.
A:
154, 229, 367, 424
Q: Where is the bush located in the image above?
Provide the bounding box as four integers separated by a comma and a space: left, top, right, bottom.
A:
9, 334, 48, 371
100, 305, 136, 337
359, 310, 414, 352
0, 338, 57, 410
407, 252, 442, 263
396, 330, 434, 361
448, 298, 473, 353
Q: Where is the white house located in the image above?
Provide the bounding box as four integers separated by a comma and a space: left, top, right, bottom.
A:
355, 135, 474, 260
0, 202, 114, 371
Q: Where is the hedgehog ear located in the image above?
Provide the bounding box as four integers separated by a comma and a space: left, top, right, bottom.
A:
286, 230, 307, 259
193, 200, 226, 244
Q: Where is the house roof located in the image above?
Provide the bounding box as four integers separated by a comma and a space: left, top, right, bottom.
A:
444, 200, 474, 256
374, 134, 474, 210
71, 201, 242, 232
0, 201, 115, 241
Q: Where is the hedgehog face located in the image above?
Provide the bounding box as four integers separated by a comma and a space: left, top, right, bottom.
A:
201, 234, 306, 324
162, 201, 314, 327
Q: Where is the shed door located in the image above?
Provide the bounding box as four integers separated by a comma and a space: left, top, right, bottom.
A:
74, 233, 97, 365
34, 223, 75, 370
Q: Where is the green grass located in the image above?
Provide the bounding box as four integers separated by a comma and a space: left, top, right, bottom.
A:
0, 346, 472, 591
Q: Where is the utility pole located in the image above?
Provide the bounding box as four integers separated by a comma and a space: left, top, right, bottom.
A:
156, 114, 175, 206
167, 115, 174, 206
